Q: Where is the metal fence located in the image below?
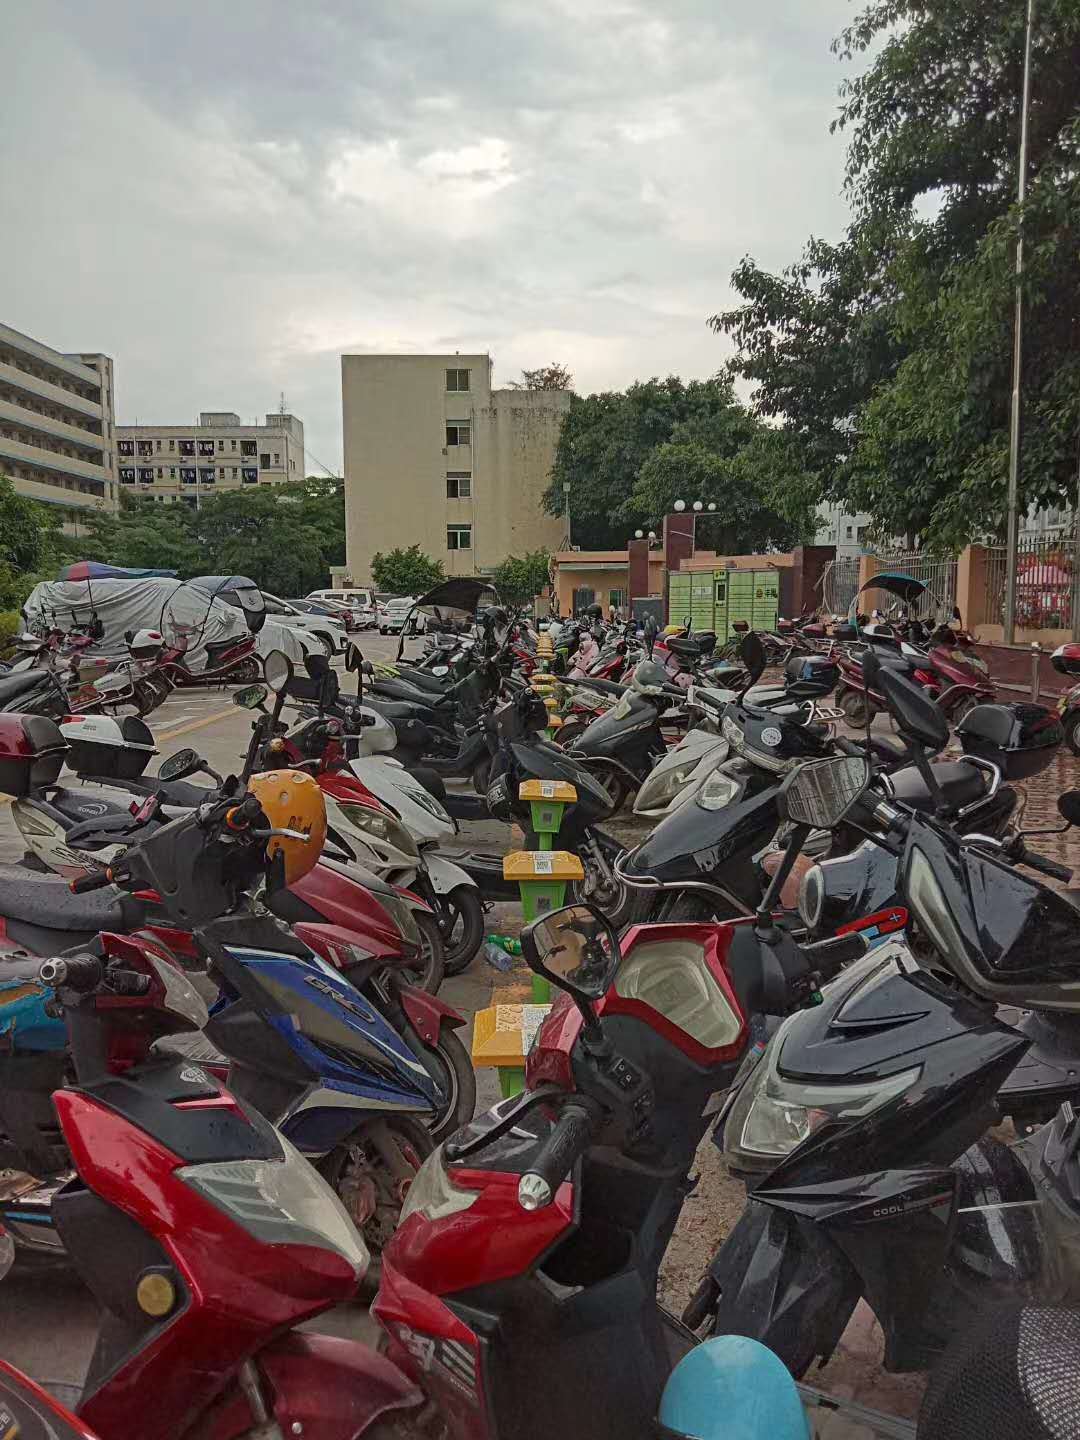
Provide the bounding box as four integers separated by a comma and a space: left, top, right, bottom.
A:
982, 534, 1076, 632
818, 555, 860, 616
872, 550, 959, 615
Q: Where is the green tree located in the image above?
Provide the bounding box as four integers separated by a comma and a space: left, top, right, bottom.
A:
712, 0, 1080, 547
370, 545, 444, 596
0, 473, 70, 610
79, 492, 202, 575
543, 375, 769, 549
277, 477, 346, 571
507, 363, 575, 391
491, 549, 551, 608
193, 490, 328, 595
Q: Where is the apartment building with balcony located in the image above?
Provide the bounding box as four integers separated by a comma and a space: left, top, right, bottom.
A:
0, 321, 117, 531
341, 353, 569, 583
115, 410, 305, 504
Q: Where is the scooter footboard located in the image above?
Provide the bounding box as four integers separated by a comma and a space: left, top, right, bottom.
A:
690, 1199, 861, 1377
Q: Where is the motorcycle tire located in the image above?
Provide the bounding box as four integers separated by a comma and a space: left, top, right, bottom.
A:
406, 912, 445, 993
319, 1114, 432, 1298
838, 689, 873, 727
438, 885, 485, 976
471, 757, 491, 795
555, 719, 587, 748
421, 1029, 477, 1144
1067, 713, 1080, 757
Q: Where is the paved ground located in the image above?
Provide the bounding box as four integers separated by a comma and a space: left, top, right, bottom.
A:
1, 641, 1077, 1421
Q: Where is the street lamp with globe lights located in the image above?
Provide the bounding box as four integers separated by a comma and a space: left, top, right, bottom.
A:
673, 499, 686, 513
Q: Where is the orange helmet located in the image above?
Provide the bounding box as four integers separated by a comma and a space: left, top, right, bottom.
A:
245, 769, 327, 884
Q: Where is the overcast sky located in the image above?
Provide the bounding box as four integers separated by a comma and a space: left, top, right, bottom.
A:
2, 0, 858, 474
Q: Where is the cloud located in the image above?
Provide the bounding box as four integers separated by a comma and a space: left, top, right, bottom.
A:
1, 0, 857, 472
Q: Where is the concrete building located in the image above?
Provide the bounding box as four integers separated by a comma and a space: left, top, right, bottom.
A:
340, 353, 569, 582
815, 501, 873, 557
116, 411, 305, 505
0, 321, 117, 532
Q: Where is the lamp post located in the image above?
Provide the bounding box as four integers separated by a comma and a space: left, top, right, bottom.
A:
562, 482, 572, 549
1003, 0, 1037, 645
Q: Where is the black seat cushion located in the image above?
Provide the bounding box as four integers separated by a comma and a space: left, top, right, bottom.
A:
394, 669, 448, 693
0, 867, 139, 931
0, 671, 46, 704
666, 637, 701, 660
889, 760, 987, 814
850, 733, 911, 764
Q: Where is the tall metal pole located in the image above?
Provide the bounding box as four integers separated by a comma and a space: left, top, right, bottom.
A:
1003, 0, 1037, 644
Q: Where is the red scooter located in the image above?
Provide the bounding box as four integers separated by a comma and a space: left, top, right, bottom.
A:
1051, 640, 1080, 754
835, 628, 994, 727
12, 941, 424, 1440
372, 889, 869, 1440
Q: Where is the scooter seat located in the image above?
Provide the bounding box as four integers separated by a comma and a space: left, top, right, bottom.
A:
742, 685, 788, 706
0, 866, 136, 932
888, 759, 987, 813
666, 637, 701, 660
393, 669, 448, 693
0, 671, 46, 704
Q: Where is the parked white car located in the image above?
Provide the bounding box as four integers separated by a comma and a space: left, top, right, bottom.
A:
221, 590, 345, 655
380, 596, 425, 635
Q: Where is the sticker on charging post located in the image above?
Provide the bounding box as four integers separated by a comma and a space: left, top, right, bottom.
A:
532, 853, 554, 875
540, 781, 557, 799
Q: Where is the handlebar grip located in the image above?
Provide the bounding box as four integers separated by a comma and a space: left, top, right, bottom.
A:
1018, 846, 1073, 883
69, 868, 113, 894
226, 794, 264, 830
518, 1103, 595, 1210
39, 954, 104, 993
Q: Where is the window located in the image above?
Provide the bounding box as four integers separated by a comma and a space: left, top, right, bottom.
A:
169, 439, 175, 452
241, 439, 257, 456
137, 440, 153, 456
118, 440, 134, 457
845, 525, 853, 540
242, 468, 259, 484
169, 467, 176, 478
138, 468, 154, 484
260, 452, 271, 469
608, 589, 626, 613
447, 524, 472, 551
179, 439, 195, 457
231, 439, 237, 451
272, 451, 280, 464
120, 467, 135, 484
155, 439, 162, 452
231, 467, 238, 478
290, 458, 295, 470
180, 468, 197, 484
446, 423, 471, 447
156, 468, 163, 478
220, 468, 228, 480
446, 368, 470, 392
217, 440, 225, 452
200, 467, 216, 485
446, 472, 472, 498
857, 524, 870, 543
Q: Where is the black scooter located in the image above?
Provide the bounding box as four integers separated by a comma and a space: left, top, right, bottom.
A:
686, 656, 1080, 1379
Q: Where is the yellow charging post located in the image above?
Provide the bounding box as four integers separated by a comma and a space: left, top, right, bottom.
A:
471, 1002, 555, 1099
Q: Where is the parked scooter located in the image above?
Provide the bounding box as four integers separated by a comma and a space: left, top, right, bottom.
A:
0, 937, 425, 1438
686, 658, 1080, 1379
1052, 638, 1080, 754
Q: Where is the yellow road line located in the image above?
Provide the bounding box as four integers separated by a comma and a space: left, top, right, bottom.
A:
155, 705, 238, 742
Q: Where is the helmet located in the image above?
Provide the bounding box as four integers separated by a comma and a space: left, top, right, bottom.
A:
585, 603, 604, 621
246, 769, 327, 884
663, 624, 681, 636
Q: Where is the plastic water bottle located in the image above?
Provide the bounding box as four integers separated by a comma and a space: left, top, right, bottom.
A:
482, 941, 516, 973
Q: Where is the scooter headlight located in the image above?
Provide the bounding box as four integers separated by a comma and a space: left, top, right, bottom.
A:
399, 1145, 481, 1224
636, 762, 700, 813
723, 1018, 920, 1175
905, 845, 970, 972
337, 803, 419, 860
179, 1130, 369, 1274
695, 768, 744, 812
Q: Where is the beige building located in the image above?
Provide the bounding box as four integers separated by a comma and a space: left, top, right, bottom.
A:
0, 321, 117, 533
116, 410, 305, 505
340, 353, 569, 582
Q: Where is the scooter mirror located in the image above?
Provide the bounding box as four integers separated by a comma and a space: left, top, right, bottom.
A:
778, 755, 870, 829
521, 903, 620, 1004
158, 747, 203, 782
1059, 791, 1080, 827
233, 683, 268, 710
343, 643, 364, 673
263, 650, 293, 694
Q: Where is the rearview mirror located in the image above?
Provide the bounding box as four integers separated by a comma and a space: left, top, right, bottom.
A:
263, 650, 293, 694
520, 903, 620, 1003
233, 684, 268, 710
778, 755, 870, 829
158, 747, 203, 782
1060, 792, 1080, 827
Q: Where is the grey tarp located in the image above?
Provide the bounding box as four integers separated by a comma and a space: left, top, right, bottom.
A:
22, 577, 313, 674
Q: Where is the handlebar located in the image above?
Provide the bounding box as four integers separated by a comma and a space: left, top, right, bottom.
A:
39, 954, 103, 993
517, 1101, 596, 1210
1012, 843, 1073, 883
69, 868, 116, 894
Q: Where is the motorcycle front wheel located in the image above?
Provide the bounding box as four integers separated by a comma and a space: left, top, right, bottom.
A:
437, 884, 485, 976
319, 1115, 432, 1298
405, 913, 445, 993
420, 1029, 477, 1144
